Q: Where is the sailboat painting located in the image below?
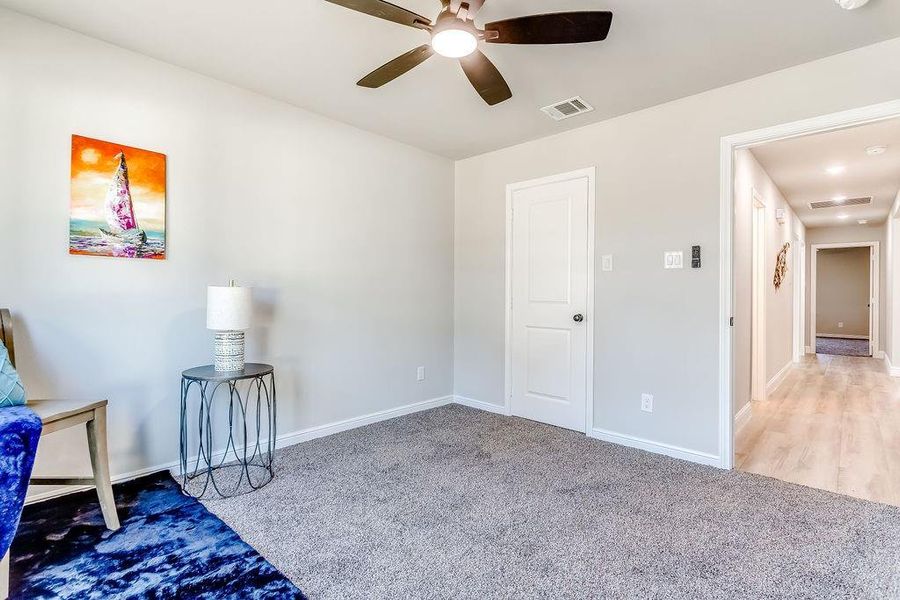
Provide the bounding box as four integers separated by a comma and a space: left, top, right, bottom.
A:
69, 135, 166, 259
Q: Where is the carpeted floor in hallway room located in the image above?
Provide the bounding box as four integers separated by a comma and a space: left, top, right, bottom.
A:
816, 336, 870, 357
202, 404, 900, 600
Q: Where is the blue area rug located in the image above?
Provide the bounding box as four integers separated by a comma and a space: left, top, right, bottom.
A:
10, 472, 306, 599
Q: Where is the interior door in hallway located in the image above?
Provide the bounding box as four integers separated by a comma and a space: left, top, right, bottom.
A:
509, 173, 590, 432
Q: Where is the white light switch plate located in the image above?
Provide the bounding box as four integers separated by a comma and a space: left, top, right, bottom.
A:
664, 251, 683, 269
417, 366, 425, 382
601, 254, 613, 272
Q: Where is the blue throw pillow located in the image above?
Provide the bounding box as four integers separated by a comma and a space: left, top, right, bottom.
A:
0, 344, 25, 407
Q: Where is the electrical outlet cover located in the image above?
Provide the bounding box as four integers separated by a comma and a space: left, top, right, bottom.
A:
601, 254, 613, 272
641, 393, 653, 413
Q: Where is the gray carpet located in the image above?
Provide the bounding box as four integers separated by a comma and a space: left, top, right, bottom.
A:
202, 405, 900, 599
816, 336, 871, 357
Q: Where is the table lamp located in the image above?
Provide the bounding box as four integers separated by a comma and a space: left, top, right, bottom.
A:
207, 280, 251, 372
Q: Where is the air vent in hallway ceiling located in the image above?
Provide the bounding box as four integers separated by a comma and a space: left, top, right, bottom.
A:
541, 96, 594, 121
809, 196, 872, 210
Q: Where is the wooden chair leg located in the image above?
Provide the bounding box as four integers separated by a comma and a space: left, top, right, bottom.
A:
86, 406, 120, 531
1, 549, 9, 600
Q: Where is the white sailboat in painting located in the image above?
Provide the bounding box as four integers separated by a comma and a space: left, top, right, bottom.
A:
98, 152, 147, 245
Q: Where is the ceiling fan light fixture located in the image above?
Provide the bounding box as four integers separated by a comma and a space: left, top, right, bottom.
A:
431, 28, 477, 58
835, 0, 870, 9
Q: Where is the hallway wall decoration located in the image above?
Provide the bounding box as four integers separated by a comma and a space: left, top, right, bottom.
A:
773, 242, 789, 290
69, 135, 167, 260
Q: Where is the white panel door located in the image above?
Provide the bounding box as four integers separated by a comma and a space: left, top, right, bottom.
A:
510, 176, 589, 431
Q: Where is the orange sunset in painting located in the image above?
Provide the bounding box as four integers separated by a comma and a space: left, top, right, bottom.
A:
69, 135, 166, 259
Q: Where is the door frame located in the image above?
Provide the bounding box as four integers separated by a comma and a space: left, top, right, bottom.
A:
793, 230, 806, 363
810, 242, 879, 357
719, 99, 900, 470
750, 189, 767, 403
504, 166, 596, 434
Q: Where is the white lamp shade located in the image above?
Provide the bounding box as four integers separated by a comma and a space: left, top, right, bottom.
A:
207, 285, 252, 330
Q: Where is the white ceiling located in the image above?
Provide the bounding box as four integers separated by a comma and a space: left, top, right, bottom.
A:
3, 0, 900, 158
751, 117, 900, 228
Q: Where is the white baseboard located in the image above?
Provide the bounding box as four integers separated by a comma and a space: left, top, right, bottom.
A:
26, 458, 183, 505
875, 350, 885, 360
276, 395, 453, 448
884, 353, 900, 377
588, 428, 721, 468
734, 401, 753, 432
766, 361, 792, 394
26, 394, 454, 505
454, 394, 722, 469
817, 333, 869, 340
453, 395, 509, 415
805, 345, 814, 354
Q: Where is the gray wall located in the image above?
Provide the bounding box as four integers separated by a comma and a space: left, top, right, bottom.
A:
0, 10, 454, 491
733, 149, 803, 417
454, 37, 900, 457
816, 248, 870, 337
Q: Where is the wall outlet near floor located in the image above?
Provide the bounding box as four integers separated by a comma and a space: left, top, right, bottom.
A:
838, 322, 844, 328
417, 366, 425, 382
641, 393, 653, 413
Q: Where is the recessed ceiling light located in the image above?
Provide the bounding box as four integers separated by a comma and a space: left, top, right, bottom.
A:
837, 214, 849, 220
866, 145, 888, 156
825, 165, 846, 176
858, 219, 869, 225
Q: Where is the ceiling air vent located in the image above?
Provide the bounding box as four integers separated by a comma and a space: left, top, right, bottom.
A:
541, 96, 594, 121
809, 196, 872, 210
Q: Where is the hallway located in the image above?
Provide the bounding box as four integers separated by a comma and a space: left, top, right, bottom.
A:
736, 354, 900, 507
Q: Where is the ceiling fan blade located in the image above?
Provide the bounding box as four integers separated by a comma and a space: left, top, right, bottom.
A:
459, 50, 511, 106
484, 11, 613, 44
325, 0, 431, 29
358, 45, 435, 88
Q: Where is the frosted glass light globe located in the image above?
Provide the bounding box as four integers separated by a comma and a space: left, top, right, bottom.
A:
835, 0, 870, 9
431, 29, 477, 58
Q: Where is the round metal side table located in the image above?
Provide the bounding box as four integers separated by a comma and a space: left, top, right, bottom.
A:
180, 363, 276, 498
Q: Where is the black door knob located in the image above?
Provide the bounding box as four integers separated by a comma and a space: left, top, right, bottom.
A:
573, 314, 584, 322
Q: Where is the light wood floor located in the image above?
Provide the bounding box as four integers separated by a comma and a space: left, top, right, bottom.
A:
736, 353, 900, 507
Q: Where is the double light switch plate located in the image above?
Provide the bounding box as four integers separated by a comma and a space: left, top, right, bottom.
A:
664, 251, 683, 269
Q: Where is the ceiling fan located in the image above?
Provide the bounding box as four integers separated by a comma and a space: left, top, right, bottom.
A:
324, 0, 613, 106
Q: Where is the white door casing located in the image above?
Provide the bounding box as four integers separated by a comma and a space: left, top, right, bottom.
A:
720, 100, 900, 470
869, 246, 876, 356
506, 168, 594, 433
793, 233, 806, 363
809, 241, 879, 358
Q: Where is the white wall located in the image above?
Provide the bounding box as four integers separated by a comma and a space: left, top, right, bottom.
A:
882, 191, 900, 366
455, 37, 900, 457
805, 224, 885, 349
733, 149, 803, 416
816, 247, 870, 337
0, 10, 454, 492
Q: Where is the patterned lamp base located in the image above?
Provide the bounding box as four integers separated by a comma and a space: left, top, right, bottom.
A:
214, 331, 245, 372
